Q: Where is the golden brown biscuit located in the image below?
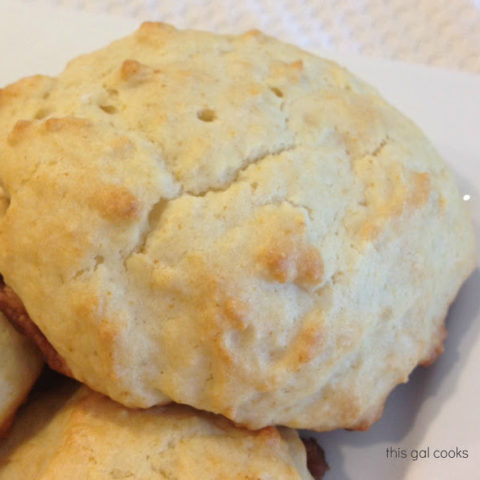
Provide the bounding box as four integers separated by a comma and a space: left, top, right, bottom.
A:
0, 382, 322, 479
0, 312, 42, 435
0, 280, 70, 376
0, 23, 475, 430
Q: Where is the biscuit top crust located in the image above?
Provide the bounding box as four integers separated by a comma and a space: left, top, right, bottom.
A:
0, 384, 315, 480
0, 23, 475, 429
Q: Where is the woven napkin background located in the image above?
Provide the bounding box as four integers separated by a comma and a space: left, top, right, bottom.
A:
20, 0, 480, 74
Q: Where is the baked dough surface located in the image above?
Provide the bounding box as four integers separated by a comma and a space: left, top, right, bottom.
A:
0, 23, 475, 429
0, 383, 314, 480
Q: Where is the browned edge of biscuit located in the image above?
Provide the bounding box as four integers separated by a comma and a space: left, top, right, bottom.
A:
302, 437, 329, 480
0, 367, 56, 438
0, 277, 71, 377
347, 288, 465, 432
419, 324, 448, 367
0, 385, 37, 438
0, 410, 17, 439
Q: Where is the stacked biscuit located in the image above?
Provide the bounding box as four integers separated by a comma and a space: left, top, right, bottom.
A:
0, 23, 475, 478
0, 312, 42, 436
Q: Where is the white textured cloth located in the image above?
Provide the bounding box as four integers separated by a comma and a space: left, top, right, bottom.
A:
20, 0, 480, 73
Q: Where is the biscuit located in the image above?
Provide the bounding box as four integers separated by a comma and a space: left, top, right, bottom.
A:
0, 381, 325, 479
0, 23, 475, 429
0, 312, 42, 435
0, 280, 70, 376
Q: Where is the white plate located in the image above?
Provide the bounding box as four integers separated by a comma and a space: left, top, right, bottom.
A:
1, 3, 479, 479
